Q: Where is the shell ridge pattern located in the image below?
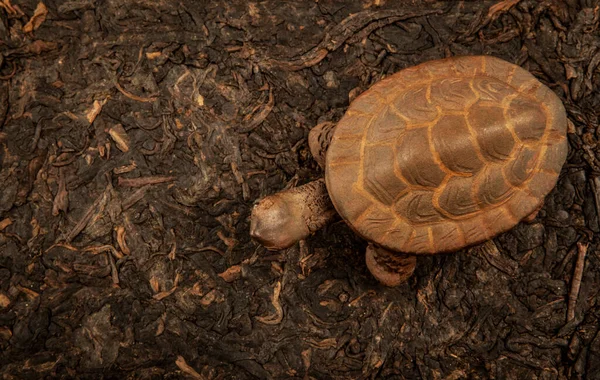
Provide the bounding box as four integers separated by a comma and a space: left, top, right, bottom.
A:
425, 118, 454, 175
368, 70, 547, 221
511, 97, 554, 192
354, 90, 407, 227
462, 103, 497, 167
326, 56, 566, 254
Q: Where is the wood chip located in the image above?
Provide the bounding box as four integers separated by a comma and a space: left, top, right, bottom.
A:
86, 98, 108, 124
218, 265, 242, 282
108, 124, 131, 152
16, 285, 39, 300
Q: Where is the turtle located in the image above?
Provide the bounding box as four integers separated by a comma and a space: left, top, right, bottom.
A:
249, 55, 568, 286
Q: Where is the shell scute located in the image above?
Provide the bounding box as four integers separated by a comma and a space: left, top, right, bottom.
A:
431, 114, 484, 174
472, 77, 514, 103
358, 207, 396, 241
393, 86, 438, 123
430, 223, 463, 253
325, 56, 568, 255
367, 106, 406, 143
458, 215, 490, 243
327, 135, 362, 163
395, 128, 446, 188
468, 100, 515, 162
540, 139, 568, 173
475, 165, 514, 206
437, 175, 480, 216
504, 146, 539, 186
393, 190, 444, 223
363, 145, 408, 206
507, 96, 547, 142
483, 56, 516, 80
430, 78, 477, 111
406, 227, 434, 254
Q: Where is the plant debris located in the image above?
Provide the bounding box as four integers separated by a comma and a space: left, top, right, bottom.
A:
0, 0, 600, 378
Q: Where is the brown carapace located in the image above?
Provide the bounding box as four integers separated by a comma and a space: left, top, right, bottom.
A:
250, 55, 568, 286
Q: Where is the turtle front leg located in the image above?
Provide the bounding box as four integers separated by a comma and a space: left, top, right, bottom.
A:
365, 244, 416, 286
250, 179, 337, 250
308, 122, 336, 169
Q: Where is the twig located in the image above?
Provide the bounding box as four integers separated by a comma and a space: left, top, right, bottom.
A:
107, 252, 119, 286
114, 79, 158, 103
117, 175, 175, 187
121, 185, 149, 210
592, 176, 600, 223
237, 85, 274, 133
175, 356, 205, 380
0, 218, 12, 231
61, 184, 111, 243
567, 242, 589, 322
266, 7, 444, 71
256, 280, 283, 325
184, 246, 226, 257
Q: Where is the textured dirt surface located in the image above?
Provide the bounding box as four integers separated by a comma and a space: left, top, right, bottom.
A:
0, 0, 600, 379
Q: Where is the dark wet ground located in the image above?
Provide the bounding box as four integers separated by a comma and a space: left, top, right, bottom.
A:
0, 0, 600, 378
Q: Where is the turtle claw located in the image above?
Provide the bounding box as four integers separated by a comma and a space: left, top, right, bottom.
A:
365, 244, 416, 286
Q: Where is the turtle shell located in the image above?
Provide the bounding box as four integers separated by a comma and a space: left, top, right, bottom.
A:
324, 55, 568, 255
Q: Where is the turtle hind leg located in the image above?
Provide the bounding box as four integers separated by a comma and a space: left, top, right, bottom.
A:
308, 122, 336, 169
365, 244, 416, 286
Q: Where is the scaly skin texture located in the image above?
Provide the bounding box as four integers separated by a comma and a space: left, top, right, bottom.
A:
308, 121, 336, 169
365, 244, 416, 287
250, 179, 337, 250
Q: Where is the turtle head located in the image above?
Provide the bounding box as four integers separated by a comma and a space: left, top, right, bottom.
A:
250, 193, 309, 250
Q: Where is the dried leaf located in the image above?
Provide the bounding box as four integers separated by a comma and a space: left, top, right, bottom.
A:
16, 285, 39, 300
153, 289, 177, 301
0, 0, 22, 16
27, 40, 57, 54
201, 292, 218, 307
0, 327, 12, 340
108, 124, 130, 152
486, 0, 521, 20
256, 281, 283, 325
218, 265, 242, 282
86, 98, 108, 124
52, 170, 69, 216
0, 218, 12, 231
155, 312, 167, 336
0, 293, 10, 308
146, 51, 162, 60
23, 2, 48, 34
175, 356, 203, 379
149, 276, 160, 293
115, 226, 131, 255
